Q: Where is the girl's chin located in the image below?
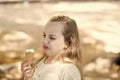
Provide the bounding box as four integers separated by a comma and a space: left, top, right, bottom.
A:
44, 52, 56, 57
44, 51, 51, 55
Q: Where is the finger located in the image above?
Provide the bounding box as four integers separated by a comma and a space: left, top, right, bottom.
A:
21, 65, 31, 73
24, 69, 32, 77
22, 68, 32, 76
22, 61, 31, 67
21, 60, 30, 65
24, 66, 32, 71
25, 69, 31, 74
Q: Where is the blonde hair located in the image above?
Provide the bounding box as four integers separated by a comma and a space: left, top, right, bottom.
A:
49, 16, 83, 78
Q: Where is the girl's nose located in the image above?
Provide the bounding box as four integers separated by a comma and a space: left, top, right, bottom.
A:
43, 37, 49, 44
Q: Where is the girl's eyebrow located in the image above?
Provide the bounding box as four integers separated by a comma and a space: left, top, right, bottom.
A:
43, 32, 56, 36
43, 32, 45, 34
49, 34, 56, 37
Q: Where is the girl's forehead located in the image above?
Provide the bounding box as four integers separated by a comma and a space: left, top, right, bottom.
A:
44, 22, 64, 34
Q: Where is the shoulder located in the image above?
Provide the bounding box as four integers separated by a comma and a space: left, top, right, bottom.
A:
63, 63, 79, 72
61, 63, 82, 80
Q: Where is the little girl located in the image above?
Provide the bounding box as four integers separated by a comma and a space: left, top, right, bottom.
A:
21, 15, 82, 80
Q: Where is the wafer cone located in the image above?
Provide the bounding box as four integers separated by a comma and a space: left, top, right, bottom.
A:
25, 49, 35, 62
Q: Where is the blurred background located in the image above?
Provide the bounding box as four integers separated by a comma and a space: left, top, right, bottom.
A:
0, 0, 120, 80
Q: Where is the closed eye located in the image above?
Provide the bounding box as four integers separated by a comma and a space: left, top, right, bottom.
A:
42, 34, 46, 38
49, 36, 56, 40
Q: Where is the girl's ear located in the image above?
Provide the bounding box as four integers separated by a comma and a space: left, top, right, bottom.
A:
64, 40, 69, 49
64, 45, 68, 49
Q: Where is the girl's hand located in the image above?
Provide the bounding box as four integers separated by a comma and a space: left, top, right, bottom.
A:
21, 60, 32, 79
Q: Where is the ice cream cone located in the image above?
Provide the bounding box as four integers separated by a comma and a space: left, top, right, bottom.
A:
25, 49, 35, 62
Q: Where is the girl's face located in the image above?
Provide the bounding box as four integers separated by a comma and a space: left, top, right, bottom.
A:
42, 22, 67, 57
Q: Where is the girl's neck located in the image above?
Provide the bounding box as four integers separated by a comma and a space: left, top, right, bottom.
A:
44, 56, 59, 64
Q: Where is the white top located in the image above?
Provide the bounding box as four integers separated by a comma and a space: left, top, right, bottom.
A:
32, 59, 81, 80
